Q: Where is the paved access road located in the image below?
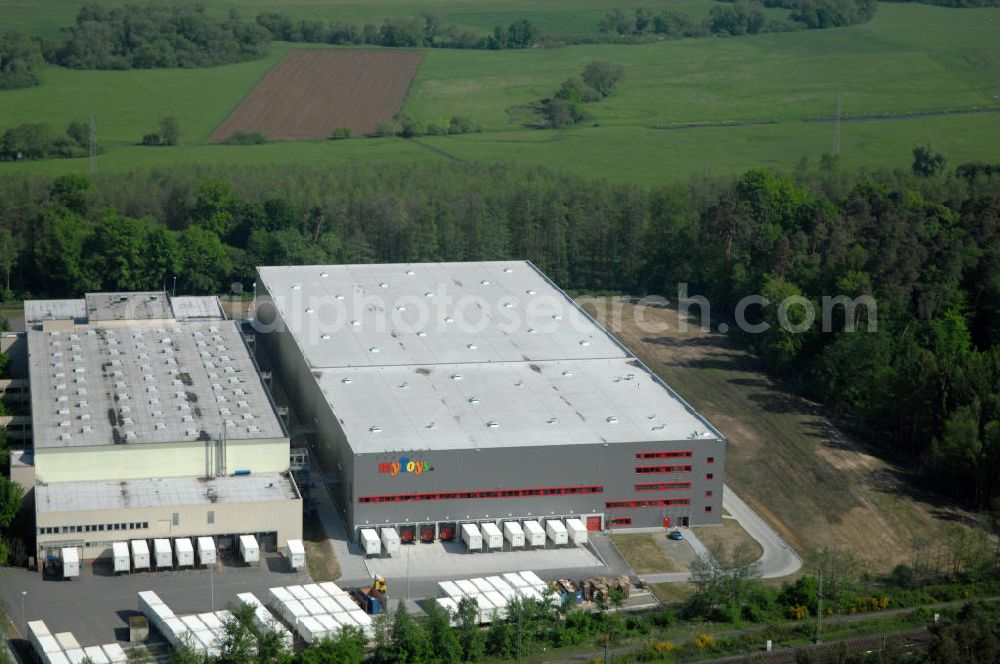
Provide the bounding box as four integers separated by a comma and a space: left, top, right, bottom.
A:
641, 483, 802, 584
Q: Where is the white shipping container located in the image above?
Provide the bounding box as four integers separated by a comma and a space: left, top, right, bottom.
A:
36, 634, 61, 654
503, 521, 525, 547
131, 540, 150, 569
485, 576, 513, 594
197, 612, 223, 631
197, 537, 216, 566
545, 519, 568, 545
460, 523, 482, 551
45, 652, 72, 664
319, 581, 347, 597
565, 518, 588, 545
296, 616, 325, 644
153, 539, 172, 569
55, 632, 80, 651
64, 648, 88, 664
522, 520, 546, 547
174, 538, 195, 567
484, 591, 509, 618
112, 542, 130, 573
316, 614, 339, 636
181, 615, 206, 632
239, 535, 259, 564
101, 643, 128, 663
62, 547, 80, 578
301, 598, 323, 616
28, 620, 50, 639
438, 580, 462, 597
83, 646, 110, 664
380, 527, 400, 554
288, 585, 310, 601
359, 528, 381, 556
502, 571, 530, 588
161, 617, 187, 643
318, 596, 340, 614
268, 586, 294, 605
303, 583, 326, 600
281, 600, 309, 624
470, 577, 493, 593
333, 595, 358, 612
519, 570, 546, 587
480, 522, 503, 549
436, 597, 459, 624
456, 579, 479, 595
285, 539, 305, 570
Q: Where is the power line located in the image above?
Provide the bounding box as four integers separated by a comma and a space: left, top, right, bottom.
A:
89, 115, 97, 175
832, 95, 841, 156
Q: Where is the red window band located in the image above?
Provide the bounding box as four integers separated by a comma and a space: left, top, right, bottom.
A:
609, 517, 632, 526
635, 450, 693, 459
634, 482, 691, 492
635, 465, 692, 474
605, 499, 690, 510
358, 485, 604, 504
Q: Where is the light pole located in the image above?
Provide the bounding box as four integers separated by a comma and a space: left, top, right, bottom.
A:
210, 561, 215, 611
21, 590, 27, 637
172, 276, 177, 298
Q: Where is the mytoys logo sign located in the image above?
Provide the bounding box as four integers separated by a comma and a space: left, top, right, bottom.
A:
379, 458, 431, 477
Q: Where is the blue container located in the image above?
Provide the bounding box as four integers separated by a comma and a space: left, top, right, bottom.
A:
233, 469, 252, 476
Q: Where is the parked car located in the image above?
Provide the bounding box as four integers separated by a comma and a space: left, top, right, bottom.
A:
667, 530, 684, 541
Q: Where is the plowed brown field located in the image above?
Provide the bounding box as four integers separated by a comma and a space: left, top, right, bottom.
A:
211, 50, 422, 141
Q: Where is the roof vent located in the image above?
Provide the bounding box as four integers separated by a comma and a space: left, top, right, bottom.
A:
368, 346, 380, 353
335, 294, 345, 300
467, 344, 478, 350
503, 267, 513, 273
417, 331, 428, 337
379, 282, 389, 288
468, 396, 480, 404
342, 377, 352, 384
607, 416, 618, 424
579, 340, 591, 347
486, 421, 499, 428
305, 307, 315, 314
450, 373, 463, 381
526, 289, 536, 295
291, 283, 302, 290
445, 317, 454, 323
503, 303, 513, 309
350, 320, 361, 327
481, 280, 491, 286
320, 272, 329, 278
424, 291, 434, 298
405, 269, 415, 276
562, 370, 574, 377
321, 334, 331, 340
396, 305, 407, 312
369, 426, 382, 433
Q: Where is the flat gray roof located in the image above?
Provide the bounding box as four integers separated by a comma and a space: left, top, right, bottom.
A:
171, 296, 225, 321
319, 359, 719, 452
28, 319, 284, 448
256, 262, 629, 368
24, 299, 86, 325
258, 262, 723, 453
36, 472, 298, 513
85, 292, 173, 322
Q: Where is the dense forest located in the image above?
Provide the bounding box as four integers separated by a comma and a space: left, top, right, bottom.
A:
0, 158, 998, 509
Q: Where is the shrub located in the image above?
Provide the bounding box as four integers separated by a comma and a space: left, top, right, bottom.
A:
330, 127, 352, 140
225, 131, 268, 145
372, 122, 396, 137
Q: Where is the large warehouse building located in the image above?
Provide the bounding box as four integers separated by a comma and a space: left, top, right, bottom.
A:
256, 262, 724, 539
23, 292, 301, 562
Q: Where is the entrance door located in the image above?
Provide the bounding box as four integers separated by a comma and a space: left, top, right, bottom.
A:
586, 516, 601, 532
662, 517, 671, 528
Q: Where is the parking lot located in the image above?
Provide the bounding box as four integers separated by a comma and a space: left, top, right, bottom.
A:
0, 552, 311, 647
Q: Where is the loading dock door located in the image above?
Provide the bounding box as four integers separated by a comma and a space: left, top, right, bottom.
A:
586, 516, 601, 531
662, 517, 671, 528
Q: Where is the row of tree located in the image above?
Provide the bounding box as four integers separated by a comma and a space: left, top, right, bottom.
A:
257, 12, 539, 50
0, 156, 997, 507
599, 0, 877, 39
0, 121, 96, 161
0, 31, 43, 90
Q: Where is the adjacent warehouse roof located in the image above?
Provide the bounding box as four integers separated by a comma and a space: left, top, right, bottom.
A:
36, 472, 299, 513
257, 262, 723, 453
26, 294, 284, 449
256, 262, 628, 368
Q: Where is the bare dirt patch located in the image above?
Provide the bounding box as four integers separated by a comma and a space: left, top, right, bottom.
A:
303, 508, 341, 582
212, 49, 422, 141
696, 520, 763, 562
610, 533, 692, 574
583, 297, 976, 572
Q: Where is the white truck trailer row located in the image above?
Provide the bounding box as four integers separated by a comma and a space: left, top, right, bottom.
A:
266, 583, 374, 643
435, 571, 551, 624
28, 620, 126, 664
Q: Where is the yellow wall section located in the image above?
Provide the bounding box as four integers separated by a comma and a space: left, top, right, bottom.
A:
35, 438, 289, 483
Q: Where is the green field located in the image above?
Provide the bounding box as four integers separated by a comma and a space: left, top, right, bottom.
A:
1, 2, 999, 184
